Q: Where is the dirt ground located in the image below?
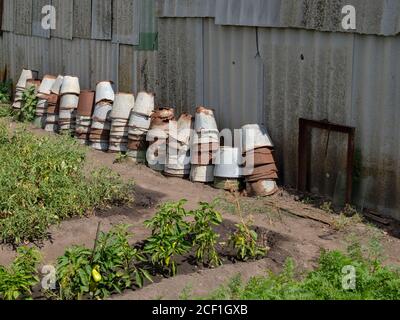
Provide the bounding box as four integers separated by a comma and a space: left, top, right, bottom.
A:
1, 124, 400, 300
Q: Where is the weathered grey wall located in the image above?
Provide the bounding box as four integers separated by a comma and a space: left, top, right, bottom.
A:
1, 1, 399, 218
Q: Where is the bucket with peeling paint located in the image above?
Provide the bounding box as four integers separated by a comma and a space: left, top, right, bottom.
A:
190, 165, 214, 183
38, 75, 56, 96
194, 107, 218, 133
50, 75, 64, 95
16, 69, 38, 88
95, 81, 115, 103
246, 180, 279, 197
60, 76, 80, 96
134, 91, 155, 116
111, 93, 134, 120
242, 124, 274, 153
214, 147, 241, 178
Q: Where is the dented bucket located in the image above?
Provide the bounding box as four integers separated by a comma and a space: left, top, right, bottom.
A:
242, 124, 274, 153
110, 93, 134, 120
95, 81, 115, 103
134, 92, 155, 116
60, 76, 80, 96
50, 75, 64, 95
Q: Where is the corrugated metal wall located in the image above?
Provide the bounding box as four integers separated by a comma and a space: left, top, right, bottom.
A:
0, 0, 158, 90
1, 1, 399, 218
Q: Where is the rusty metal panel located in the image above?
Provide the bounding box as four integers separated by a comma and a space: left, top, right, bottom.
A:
32, 0, 50, 38
51, 0, 73, 39
14, 0, 32, 36
215, 0, 400, 36
91, 0, 112, 40
112, 0, 140, 45
157, 18, 203, 115
73, 0, 92, 39
157, 0, 216, 17
1, 0, 13, 32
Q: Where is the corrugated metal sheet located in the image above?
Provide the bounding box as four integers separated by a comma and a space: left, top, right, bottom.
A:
157, 18, 204, 115
51, 0, 73, 40
91, 0, 112, 40
13, 0, 32, 36
62, 39, 92, 88
32, 0, 51, 38
257, 27, 400, 217
4, 32, 49, 78
90, 40, 119, 89
350, 35, 400, 216
112, 0, 140, 45
215, 0, 400, 36
157, 0, 216, 18
203, 19, 264, 130
1, 0, 14, 32
159, 0, 400, 36
138, 0, 158, 50
73, 0, 92, 39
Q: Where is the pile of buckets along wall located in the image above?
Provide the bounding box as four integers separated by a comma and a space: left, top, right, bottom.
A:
1, 0, 400, 219
13, 68, 280, 197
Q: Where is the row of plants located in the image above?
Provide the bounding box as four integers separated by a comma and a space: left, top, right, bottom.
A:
0, 121, 133, 244
0, 199, 268, 300
204, 241, 400, 300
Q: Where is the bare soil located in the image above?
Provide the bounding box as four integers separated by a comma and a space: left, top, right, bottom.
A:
1, 124, 400, 300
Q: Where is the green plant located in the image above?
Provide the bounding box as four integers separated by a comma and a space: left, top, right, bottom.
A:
229, 218, 266, 261
320, 201, 334, 214
0, 122, 134, 244
228, 192, 267, 261
0, 103, 12, 117
0, 80, 12, 103
204, 243, 400, 300
0, 247, 41, 300
190, 202, 222, 267
14, 86, 38, 122
144, 200, 192, 276
56, 225, 151, 300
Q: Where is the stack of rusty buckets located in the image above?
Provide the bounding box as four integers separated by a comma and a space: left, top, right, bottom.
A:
127, 92, 155, 163
190, 107, 219, 183
164, 113, 193, 178
214, 147, 242, 191
45, 75, 63, 133
109, 93, 135, 153
58, 76, 80, 135
241, 124, 279, 196
147, 107, 175, 171
35, 75, 56, 129
90, 81, 115, 151
75, 90, 95, 144
12, 69, 39, 111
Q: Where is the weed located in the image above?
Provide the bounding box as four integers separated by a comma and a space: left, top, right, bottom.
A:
0, 247, 41, 300
320, 201, 334, 214
228, 192, 268, 261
